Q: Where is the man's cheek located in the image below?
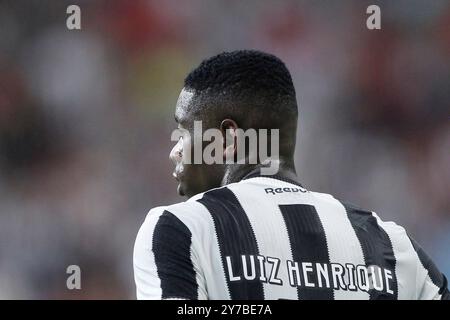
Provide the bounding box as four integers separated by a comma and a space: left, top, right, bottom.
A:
181, 136, 194, 164
177, 183, 184, 196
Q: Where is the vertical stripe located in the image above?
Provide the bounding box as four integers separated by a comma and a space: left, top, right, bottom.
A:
134, 208, 165, 299
408, 236, 447, 292
197, 187, 265, 300
314, 195, 369, 300
343, 205, 397, 299
279, 204, 334, 300
229, 182, 298, 300
408, 236, 450, 299
152, 211, 198, 299
166, 200, 230, 299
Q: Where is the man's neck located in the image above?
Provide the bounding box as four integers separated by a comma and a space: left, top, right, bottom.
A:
220, 158, 298, 186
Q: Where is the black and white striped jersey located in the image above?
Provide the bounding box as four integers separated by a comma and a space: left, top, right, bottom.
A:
133, 171, 449, 300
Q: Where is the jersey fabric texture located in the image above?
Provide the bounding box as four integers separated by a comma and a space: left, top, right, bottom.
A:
133, 171, 449, 300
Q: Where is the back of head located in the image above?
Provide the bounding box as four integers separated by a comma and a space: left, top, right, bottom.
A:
184, 50, 299, 158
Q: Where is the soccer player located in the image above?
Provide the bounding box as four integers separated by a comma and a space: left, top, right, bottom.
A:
133, 50, 449, 300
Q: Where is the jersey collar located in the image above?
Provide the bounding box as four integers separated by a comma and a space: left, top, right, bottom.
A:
241, 167, 304, 188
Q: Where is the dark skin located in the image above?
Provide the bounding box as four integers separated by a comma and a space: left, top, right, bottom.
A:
170, 88, 299, 198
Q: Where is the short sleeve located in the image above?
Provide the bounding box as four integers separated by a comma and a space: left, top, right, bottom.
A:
133, 207, 206, 300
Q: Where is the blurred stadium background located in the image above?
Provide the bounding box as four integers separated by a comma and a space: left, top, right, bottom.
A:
0, 0, 449, 299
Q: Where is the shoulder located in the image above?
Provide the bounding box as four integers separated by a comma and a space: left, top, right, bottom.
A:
134, 206, 167, 257
136, 206, 169, 244
136, 204, 190, 243
137, 179, 275, 240
336, 199, 416, 256
133, 204, 196, 269
136, 190, 225, 245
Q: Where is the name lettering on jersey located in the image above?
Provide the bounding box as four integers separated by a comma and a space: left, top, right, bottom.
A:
225, 255, 395, 295
266, 256, 283, 285
265, 187, 308, 195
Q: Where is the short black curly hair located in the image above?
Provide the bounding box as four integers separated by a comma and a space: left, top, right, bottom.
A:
185, 50, 296, 98
184, 50, 297, 123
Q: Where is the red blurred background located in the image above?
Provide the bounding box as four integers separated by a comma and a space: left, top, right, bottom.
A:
0, 0, 449, 298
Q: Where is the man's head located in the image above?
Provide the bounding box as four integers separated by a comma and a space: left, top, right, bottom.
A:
170, 50, 298, 197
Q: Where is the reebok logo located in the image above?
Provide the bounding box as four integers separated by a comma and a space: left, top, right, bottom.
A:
265, 187, 308, 195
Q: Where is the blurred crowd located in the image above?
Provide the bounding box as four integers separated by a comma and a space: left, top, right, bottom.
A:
0, 0, 448, 299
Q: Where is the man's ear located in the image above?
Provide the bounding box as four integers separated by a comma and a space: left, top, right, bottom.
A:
220, 119, 238, 163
